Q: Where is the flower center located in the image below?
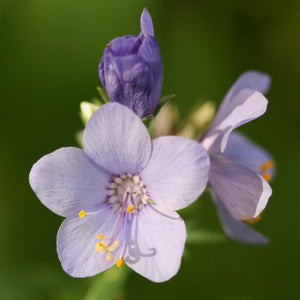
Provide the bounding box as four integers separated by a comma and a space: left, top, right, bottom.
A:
107, 173, 150, 212
78, 173, 152, 268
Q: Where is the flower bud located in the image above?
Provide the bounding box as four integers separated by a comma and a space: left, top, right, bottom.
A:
98, 8, 163, 117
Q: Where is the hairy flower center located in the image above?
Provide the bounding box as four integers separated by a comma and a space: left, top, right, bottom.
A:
107, 173, 150, 212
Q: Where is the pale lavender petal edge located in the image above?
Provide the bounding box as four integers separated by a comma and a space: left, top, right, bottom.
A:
209, 154, 272, 220
83, 103, 152, 175
29, 147, 110, 217
201, 89, 268, 154
224, 131, 276, 180
211, 189, 269, 244
218, 70, 271, 118
57, 205, 123, 277
141, 136, 210, 211
125, 205, 186, 282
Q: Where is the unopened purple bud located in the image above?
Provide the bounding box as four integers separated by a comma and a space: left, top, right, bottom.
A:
98, 8, 163, 117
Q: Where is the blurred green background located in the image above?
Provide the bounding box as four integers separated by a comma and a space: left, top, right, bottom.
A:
0, 0, 299, 299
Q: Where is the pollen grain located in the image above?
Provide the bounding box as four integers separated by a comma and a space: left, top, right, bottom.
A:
95, 242, 106, 252
78, 210, 87, 218
262, 172, 272, 182
260, 160, 274, 172
127, 204, 135, 213
116, 258, 125, 268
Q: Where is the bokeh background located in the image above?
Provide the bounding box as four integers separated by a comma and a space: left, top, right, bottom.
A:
1, 0, 299, 299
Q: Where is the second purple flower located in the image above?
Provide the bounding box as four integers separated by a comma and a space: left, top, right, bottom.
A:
201, 71, 274, 243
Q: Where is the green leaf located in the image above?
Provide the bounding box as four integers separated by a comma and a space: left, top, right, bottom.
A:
0, 261, 88, 300
186, 229, 227, 244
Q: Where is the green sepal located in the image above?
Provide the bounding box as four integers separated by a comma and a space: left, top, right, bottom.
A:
142, 115, 154, 129
153, 94, 176, 117
97, 86, 110, 103
141, 94, 176, 134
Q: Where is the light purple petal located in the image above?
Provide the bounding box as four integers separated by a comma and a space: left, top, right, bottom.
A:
141, 136, 210, 211
140, 8, 154, 37
201, 89, 268, 153
83, 103, 152, 175
216, 71, 270, 124
211, 189, 268, 244
209, 154, 272, 220
29, 147, 110, 217
57, 205, 123, 277
125, 205, 186, 282
224, 131, 276, 179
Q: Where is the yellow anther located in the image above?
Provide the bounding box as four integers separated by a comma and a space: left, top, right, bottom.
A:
262, 172, 272, 182
245, 215, 262, 224
97, 234, 105, 240
127, 204, 135, 213
106, 252, 114, 261
107, 240, 119, 252
260, 160, 274, 172
95, 242, 106, 253
246, 216, 261, 224
106, 42, 111, 47
99, 241, 107, 248
116, 258, 125, 268
244, 211, 264, 224
78, 210, 87, 218
243, 214, 250, 220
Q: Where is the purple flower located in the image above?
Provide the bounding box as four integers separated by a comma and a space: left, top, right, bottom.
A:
200, 71, 275, 244
98, 8, 163, 118
29, 103, 209, 282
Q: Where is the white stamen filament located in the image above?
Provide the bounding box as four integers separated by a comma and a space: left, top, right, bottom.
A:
133, 175, 140, 184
